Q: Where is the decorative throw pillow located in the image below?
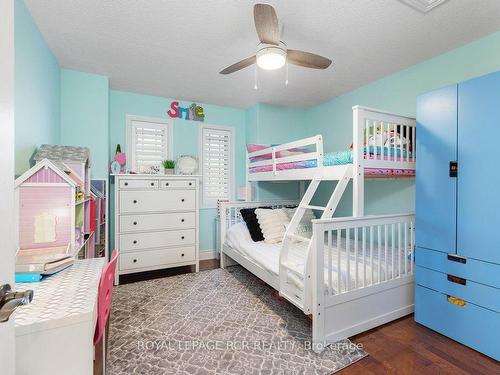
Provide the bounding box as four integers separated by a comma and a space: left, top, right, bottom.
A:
240, 207, 270, 242
255, 208, 290, 244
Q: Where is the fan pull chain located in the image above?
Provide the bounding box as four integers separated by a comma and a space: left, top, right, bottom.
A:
254, 66, 258, 90
285, 60, 289, 86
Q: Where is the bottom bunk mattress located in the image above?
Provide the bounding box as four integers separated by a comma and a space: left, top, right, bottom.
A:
225, 223, 410, 294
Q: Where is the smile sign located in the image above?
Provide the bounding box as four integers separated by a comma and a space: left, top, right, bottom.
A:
167, 101, 205, 122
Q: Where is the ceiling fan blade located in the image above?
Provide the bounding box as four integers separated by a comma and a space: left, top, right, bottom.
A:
254, 4, 280, 45
287, 50, 332, 69
219, 56, 256, 75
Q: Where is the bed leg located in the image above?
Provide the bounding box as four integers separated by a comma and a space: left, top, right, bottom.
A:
220, 252, 226, 269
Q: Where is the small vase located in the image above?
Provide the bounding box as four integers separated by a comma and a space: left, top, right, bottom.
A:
164, 168, 174, 175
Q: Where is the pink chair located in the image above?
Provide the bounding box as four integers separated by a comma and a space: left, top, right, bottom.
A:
94, 249, 119, 345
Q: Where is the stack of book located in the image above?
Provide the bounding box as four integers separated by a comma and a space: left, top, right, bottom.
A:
16, 246, 74, 282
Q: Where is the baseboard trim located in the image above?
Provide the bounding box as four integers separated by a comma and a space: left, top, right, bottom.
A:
199, 249, 218, 261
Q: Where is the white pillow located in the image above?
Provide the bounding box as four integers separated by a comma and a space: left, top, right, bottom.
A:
255, 208, 290, 244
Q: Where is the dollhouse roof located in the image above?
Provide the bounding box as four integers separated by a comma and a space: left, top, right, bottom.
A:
33, 144, 91, 164
15, 158, 77, 188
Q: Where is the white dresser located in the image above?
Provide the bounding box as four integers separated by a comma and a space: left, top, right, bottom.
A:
114, 174, 200, 283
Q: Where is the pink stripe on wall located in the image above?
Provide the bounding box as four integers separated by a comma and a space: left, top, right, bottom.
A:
19, 186, 72, 250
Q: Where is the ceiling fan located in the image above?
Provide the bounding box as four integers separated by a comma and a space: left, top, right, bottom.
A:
220, 3, 332, 75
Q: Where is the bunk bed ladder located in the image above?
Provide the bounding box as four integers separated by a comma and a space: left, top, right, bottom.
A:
279, 167, 352, 312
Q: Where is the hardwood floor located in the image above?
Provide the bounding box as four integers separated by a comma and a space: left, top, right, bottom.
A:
118, 259, 499, 375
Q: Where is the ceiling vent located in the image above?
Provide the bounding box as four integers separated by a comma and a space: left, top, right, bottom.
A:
400, 0, 449, 12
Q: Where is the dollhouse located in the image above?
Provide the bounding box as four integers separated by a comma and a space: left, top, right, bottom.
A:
15, 145, 101, 258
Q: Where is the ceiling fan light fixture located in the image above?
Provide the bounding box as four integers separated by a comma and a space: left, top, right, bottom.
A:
256, 45, 286, 70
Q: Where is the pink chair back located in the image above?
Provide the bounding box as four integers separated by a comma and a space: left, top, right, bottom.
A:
94, 249, 119, 345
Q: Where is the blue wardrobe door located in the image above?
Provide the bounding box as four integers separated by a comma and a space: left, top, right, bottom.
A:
458, 71, 500, 264
416, 85, 457, 253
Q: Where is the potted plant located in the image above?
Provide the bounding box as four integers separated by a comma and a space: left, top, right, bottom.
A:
162, 159, 175, 175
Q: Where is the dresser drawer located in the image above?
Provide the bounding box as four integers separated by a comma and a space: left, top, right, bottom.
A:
415, 247, 500, 289
160, 179, 196, 189
415, 285, 500, 361
119, 179, 158, 189
119, 190, 196, 213
120, 246, 196, 271
416, 266, 500, 312
120, 229, 195, 252
119, 212, 196, 232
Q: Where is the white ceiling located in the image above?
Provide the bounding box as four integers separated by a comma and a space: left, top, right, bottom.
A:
25, 0, 500, 109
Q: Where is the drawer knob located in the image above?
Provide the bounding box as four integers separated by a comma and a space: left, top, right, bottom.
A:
133, 240, 137, 244
189, 182, 192, 186
133, 221, 137, 225
181, 253, 185, 257
133, 200, 137, 204
181, 198, 185, 202
150, 182, 155, 186
124, 182, 128, 186
133, 259, 137, 263
181, 236, 185, 240
181, 219, 185, 222
165, 182, 169, 186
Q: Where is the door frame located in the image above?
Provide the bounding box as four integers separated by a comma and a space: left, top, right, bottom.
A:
0, 0, 16, 374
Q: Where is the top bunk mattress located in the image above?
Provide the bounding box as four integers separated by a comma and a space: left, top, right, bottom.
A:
249, 147, 414, 176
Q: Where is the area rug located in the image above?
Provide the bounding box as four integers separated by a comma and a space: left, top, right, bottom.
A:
107, 266, 368, 374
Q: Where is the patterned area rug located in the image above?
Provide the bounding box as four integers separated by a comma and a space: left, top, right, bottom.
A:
108, 266, 368, 374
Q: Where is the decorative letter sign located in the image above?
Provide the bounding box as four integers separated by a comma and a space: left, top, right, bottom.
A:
167, 101, 205, 122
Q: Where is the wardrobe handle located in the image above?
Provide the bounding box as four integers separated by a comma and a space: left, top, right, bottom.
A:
181, 253, 185, 257
181, 236, 185, 240
165, 182, 169, 186
188, 182, 192, 186
133, 200, 137, 204
150, 182, 155, 186
124, 182, 128, 186
133, 221, 137, 225
133, 240, 137, 244
133, 259, 137, 263
447, 274, 466, 286
181, 198, 185, 202
181, 219, 185, 222
449, 161, 458, 177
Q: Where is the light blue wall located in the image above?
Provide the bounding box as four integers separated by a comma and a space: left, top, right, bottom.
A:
305, 30, 500, 216
245, 103, 307, 201
60, 69, 109, 178
14, 0, 60, 176
109, 90, 246, 251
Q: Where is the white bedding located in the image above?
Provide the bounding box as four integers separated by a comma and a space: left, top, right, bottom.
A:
225, 222, 410, 293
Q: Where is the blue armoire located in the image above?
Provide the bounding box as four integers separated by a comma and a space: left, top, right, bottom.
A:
415, 71, 500, 361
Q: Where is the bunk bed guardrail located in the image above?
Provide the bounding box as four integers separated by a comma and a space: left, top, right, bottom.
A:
311, 212, 415, 351
246, 106, 416, 180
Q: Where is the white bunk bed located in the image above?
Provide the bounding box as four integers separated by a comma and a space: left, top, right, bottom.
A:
219, 106, 416, 352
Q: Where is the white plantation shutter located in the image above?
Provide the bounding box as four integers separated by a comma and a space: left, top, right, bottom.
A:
201, 126, 234, 206
127, 118, 172, 173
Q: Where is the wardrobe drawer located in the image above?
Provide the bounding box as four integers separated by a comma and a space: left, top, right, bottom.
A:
120, 246, 196, 271
119, 229, 195, 252
119, 212, 196, 232
119, 179, 158, 189
415, 285, 500, 361
415, 247, 500, 289
160, 179, 196, 189
416, 266, 500, 312
119, 190, 196, 213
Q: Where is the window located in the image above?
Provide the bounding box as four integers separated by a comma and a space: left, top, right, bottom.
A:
200, 125, 234, 207
126, 116, 172, 173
